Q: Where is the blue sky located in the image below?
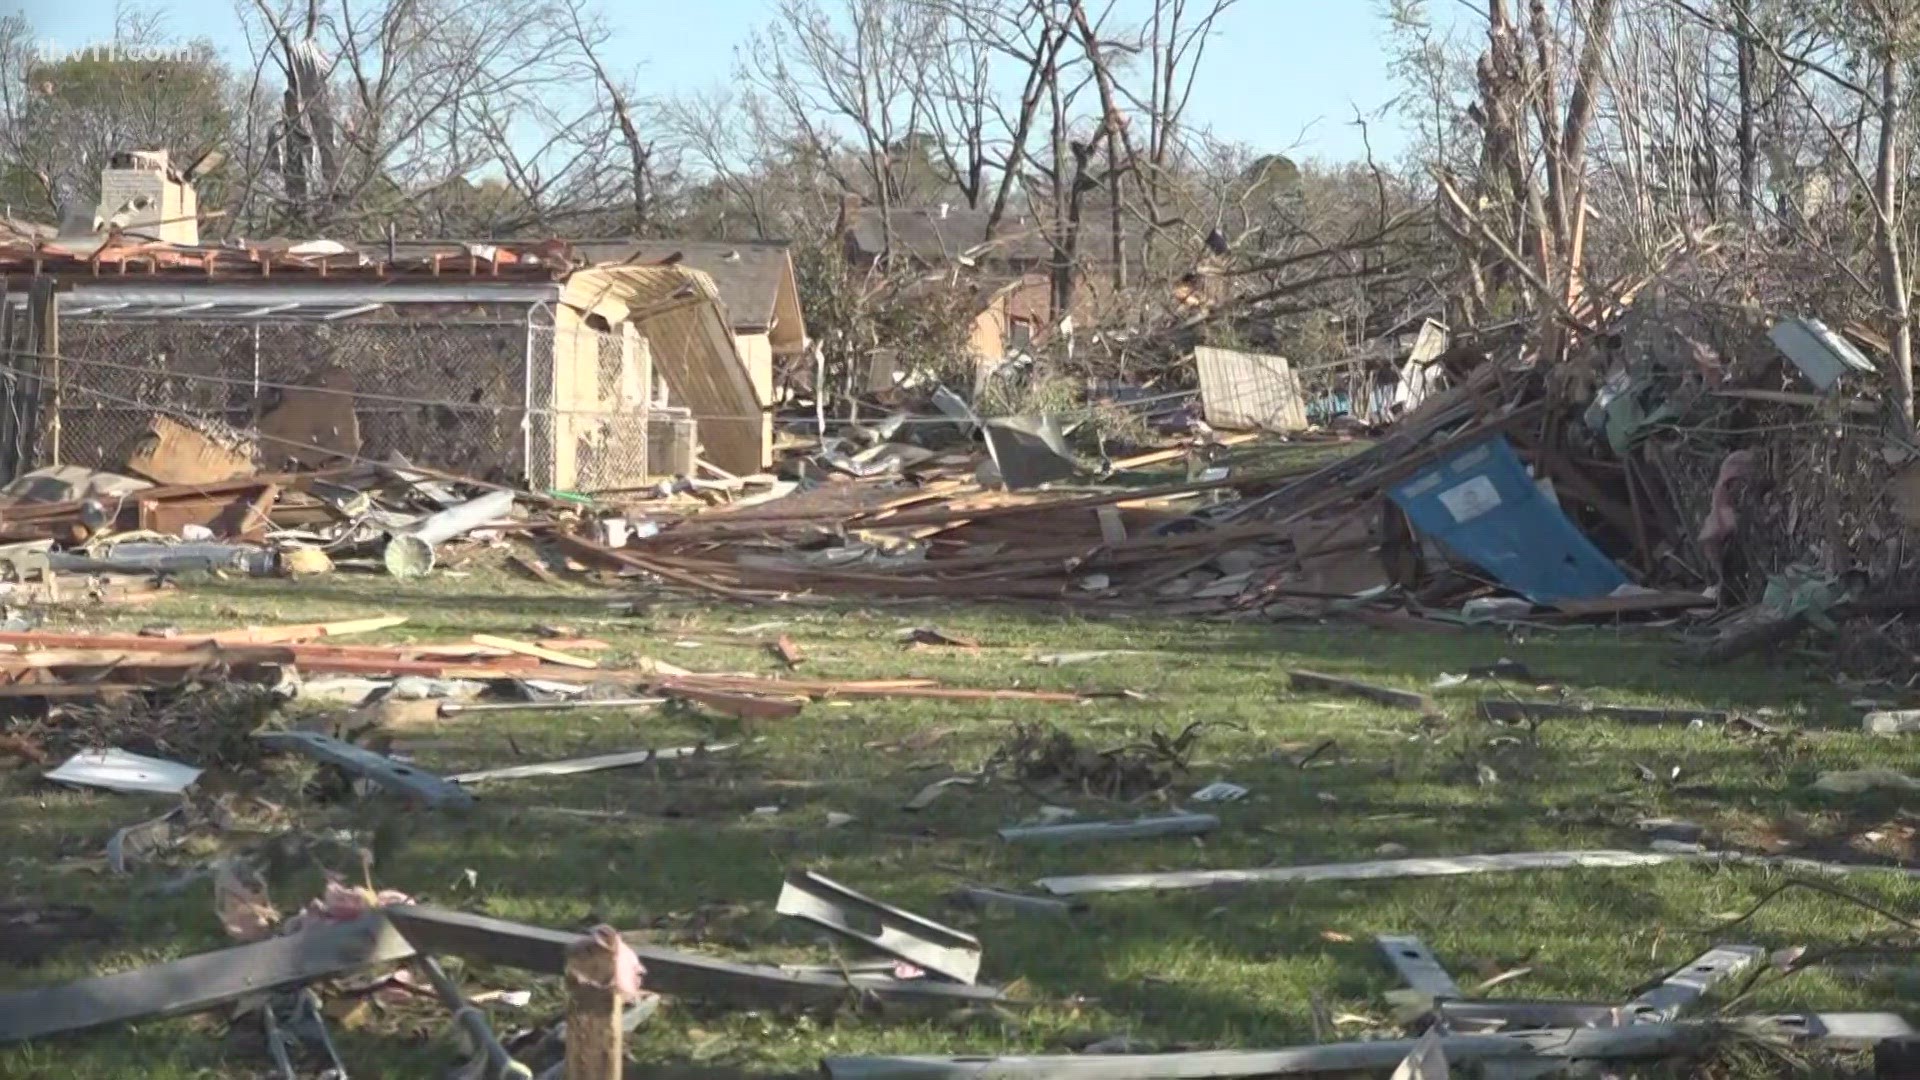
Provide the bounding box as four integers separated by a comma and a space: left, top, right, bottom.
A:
11, 0, 1431, 164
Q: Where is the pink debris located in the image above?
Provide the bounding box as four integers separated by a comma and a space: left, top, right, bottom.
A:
283, 874, 415, 934
1698, 448, 1759, 564
590, 924, 647, 1002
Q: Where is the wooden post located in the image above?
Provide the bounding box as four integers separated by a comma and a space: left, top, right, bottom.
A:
564, 927, 624, 1080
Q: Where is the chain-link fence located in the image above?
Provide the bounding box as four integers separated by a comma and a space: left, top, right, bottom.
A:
41, 305, 650, 493
526, 317, 651, 492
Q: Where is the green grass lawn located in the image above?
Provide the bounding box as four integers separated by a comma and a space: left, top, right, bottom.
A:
2, 563, 1918, 1078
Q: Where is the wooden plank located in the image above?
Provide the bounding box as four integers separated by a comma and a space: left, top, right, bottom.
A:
1108, 433, 1259, 471
658, 683, 806, 721
671, 676, 940, 693
471, 633, 599, 670
509, 551, 567, 586
238, 483, 281, 540
1271, 402, 1550, 530
0, 653, 285, 688
551, 532, 767, 600
769, 635, 804, 668
137, 491, 274, 539
664, 675, 1084, 704
122, 416, 255, 485
533, 638, 612, 652
1288, 670, 1438, 714
0, 630, 538, 678
0, 473, 333, 533
1477, 700, 1731, 726
735, 564, 1070, 600
278, 655, 536, 678
0, 914, 416, 1043
1545, 593, 1714, 619
0, 627, 405, 653
209, 615, 409, 645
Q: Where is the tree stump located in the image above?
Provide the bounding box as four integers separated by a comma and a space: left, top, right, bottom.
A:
565, 926, 624, 1080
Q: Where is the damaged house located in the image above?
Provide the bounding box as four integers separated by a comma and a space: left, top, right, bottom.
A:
0, 159, 782, 489
841, 201, 1148, 366
446, 238, 807, 473
5, 246, 772, 489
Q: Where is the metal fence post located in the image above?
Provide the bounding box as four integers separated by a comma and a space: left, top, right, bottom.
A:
34, 278, 58, 466
523, 306, 537, 490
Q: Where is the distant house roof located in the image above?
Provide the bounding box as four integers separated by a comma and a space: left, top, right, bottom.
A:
846, 206, 1147, 269
548, 240, 797, 336
390, 238, 802, 340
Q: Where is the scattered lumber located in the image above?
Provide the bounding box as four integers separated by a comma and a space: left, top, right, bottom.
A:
0, 915, 415, 1043
469, 633, 599, 669
207, 615, 407, 645
1477, 700, 1732, 726
1288, 670, 1438, 714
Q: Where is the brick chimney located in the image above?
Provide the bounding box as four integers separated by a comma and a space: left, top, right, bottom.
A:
98, 150, 198, 245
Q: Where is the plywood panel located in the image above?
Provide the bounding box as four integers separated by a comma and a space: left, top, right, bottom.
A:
1193, 346, 1308, 432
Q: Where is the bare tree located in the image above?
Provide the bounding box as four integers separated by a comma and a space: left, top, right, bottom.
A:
0, 10, 233, 223
238, 0, 588, 234
557, 0, 656, 231
743, 0, 939, 255
928, 0, 1071, 237
654, 88, 845, 243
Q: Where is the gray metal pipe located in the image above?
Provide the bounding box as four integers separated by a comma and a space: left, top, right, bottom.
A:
414, 955, 531, 1080
384, 490, 517, 576
52, 542, 277, 576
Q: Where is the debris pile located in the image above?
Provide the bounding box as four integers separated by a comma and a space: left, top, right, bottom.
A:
6, 251, 1881, 645
8, 237, 1920, 1080
529, 271, 1920, 660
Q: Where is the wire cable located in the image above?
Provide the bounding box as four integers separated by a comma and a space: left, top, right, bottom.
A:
0, 344, 1200, 426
